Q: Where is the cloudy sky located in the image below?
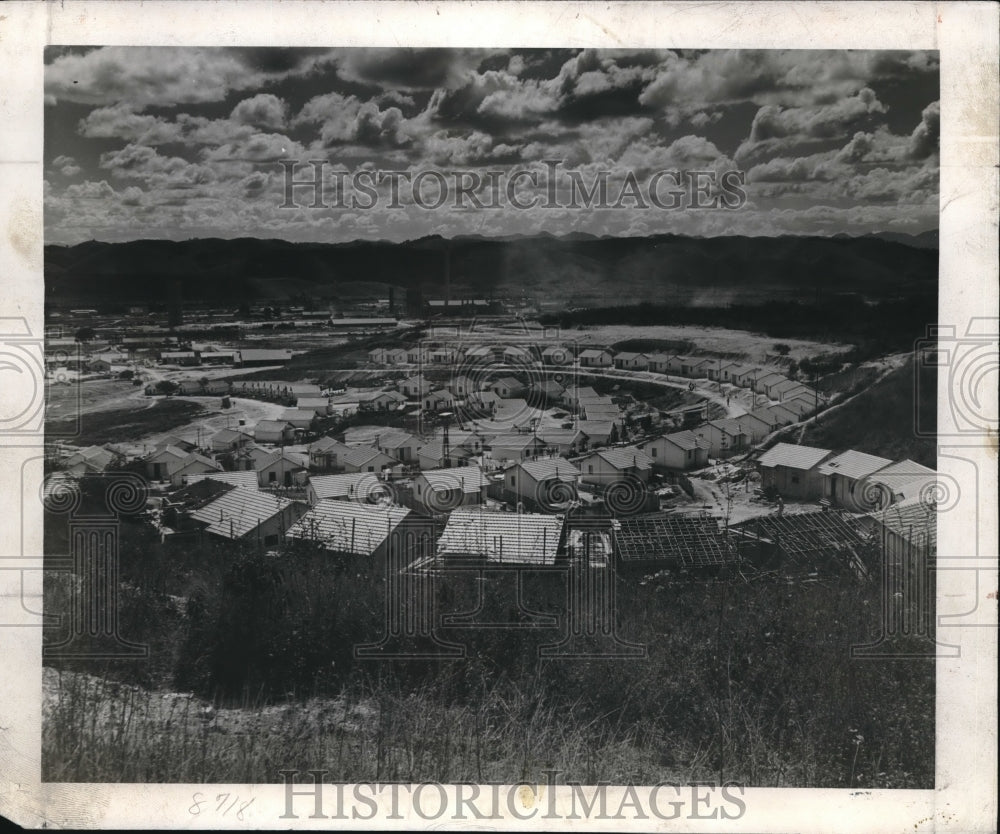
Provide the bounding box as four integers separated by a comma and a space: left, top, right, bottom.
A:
44, 47, 939, 245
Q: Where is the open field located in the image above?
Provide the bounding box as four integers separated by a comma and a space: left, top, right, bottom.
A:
45, 400, 211, 448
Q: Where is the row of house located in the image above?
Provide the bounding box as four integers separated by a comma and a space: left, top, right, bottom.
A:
158, 348, 293, 368
756, 442, 937, 507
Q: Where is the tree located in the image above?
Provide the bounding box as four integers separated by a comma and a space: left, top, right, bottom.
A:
74, 327, 96, 342
118, 369, 134, 380
774, 343, 792, 356
155, 379, 178, 395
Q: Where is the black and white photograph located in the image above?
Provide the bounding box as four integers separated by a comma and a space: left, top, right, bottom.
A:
1, 2, 996, 831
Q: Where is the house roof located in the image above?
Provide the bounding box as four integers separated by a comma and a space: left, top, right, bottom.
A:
578, 420, 616, 437
174, 453, 222, 474
536, 428, 587, 444
778, 396, 816, 415
376, 431, 416, 449
572, 386, 599, 399
757, 372, 787, 385
706, 417, 750, 437
490, 434, 546, 450
614, 352, 647, 361
254, 420, 293, 433
531, 380, 565, 393
772, 379, 811, 395
286, 502, 411, 555
358, 389, 407, 402
296, 397, 330, 408
518, 457, 580, 481
148, 445, 190, 462
309, 472, 385, 501
308, 436, 351, 454
661, 430, 708, 451
186, 470, 261, 490
646, 353, 674, 363
871, 498, 937, 550
437, 508, 564, 565
869, 458, 936, 482
425, 389, 455, 401
493, 376, 523, 388
280, 408, 319, 422
238, 349, 292, 362
190, 487, 295, 539
757, 442, 831, 470
761, 403, 799, 423
748, 407, 783, 426
817, 450, 894, 481
579, 349, 611, 358
344, 446, 394, 468
418, 465, 486, 494
257, 449, 308, 470
585, 446, 654, 471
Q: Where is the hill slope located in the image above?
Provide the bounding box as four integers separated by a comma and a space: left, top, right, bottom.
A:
44, 233, 937, 307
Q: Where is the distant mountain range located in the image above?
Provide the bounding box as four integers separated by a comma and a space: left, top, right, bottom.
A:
44, 231, 938, 308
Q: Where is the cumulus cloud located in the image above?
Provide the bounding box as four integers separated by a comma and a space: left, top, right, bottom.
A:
907, 100, 940, 159
231, 94, 288, 130
45, 46, 338, 108
51, 155, 82, 177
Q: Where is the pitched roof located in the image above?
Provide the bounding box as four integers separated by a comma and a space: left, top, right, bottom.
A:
257, 449, 308, 470
757, 442, 832, 470
437, 508, 564, 565
418, 465, 486, 494
579, 348, 611, 358
761, 403, 799, 423
186, 470, 261, 490
585, 446, 654, 471
493, 376, 523, 387
238, 348, 292, 362
295, 397, 331, 408
254, 420, 293, 433
869, 458, 936, 482
817, 450, 894, 481
662, 430, 708, 451
375, 431, 416, 449
749, 407, 783, 426
344, 446, 394, 468
536, 428, 587, 444
286, 502, 410, 555
646, 353, 674, 363
309, 472, 385, 500
490, 434, 546, 450
614, 352, 647, 361
707, 417, 750, 436
175, 453, 222, 473
518, 457, 580, 481
871, 498, 937, 550
190, 487, 295, 539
